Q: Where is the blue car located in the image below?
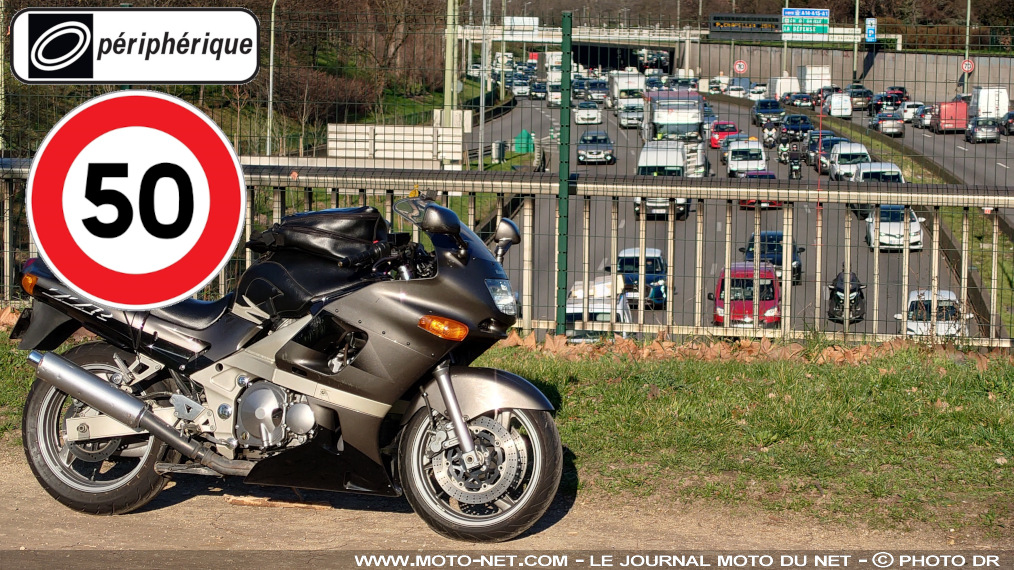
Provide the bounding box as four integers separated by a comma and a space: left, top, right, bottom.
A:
740, 231, 805, 285
610, 248, 668, 309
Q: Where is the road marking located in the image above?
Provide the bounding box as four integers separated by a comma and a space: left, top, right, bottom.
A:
709, 262, 716, 276
804, 204, 811, 215
619, 219, 625, 230
716, 221, 723, 232
923, 133, 932, 138
999, 163, 1009, 170
957, 145, 968, 152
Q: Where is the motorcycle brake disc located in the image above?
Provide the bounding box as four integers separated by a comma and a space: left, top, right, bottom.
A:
431, 416, 528, 505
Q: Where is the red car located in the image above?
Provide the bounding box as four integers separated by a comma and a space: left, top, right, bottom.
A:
707, 262, 782, 328
738, 171, 783, 208
710, 121, 739, 148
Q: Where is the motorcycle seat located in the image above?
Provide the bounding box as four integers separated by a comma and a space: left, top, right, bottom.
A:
151, 293, 235, 330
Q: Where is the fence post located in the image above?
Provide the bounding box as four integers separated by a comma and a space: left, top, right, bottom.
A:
555, 11, 573, 336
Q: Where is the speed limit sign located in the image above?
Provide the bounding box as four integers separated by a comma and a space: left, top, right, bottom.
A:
27, 91, 246, 310
734, 60, 748, 74
961, 59, 975, 74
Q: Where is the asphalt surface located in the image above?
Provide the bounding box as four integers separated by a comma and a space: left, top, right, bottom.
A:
471, 95, 967, 336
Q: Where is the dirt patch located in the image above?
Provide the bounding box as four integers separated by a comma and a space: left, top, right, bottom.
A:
0, 435, 1008, 553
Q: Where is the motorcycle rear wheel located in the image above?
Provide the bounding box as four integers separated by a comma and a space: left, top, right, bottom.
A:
22, 342, 176, 515
399, 407, 562, 542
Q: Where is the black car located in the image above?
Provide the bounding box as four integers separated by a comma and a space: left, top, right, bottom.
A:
530, 82, 547, 100
868, 93, 901, 116
1002, 111, 1014, 136
572, 79, 588, 100
812, 136, 849, 174
780, 114, 813, 141
886, 85, 909, 102
752, 99, 785, 126
740, 231, 805, 285
805, 130, 836, 165
789, 93, 814, 108
827, 269, 866, 324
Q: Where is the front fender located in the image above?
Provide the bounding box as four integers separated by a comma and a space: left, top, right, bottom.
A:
401, 366, 554, 425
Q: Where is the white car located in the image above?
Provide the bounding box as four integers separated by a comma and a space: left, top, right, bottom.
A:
726, 140, 767, 178
747, 86, 767, 101
727, 86, 747, 98
566, 276, 633, 342
865, 205, 924, 251
574, 101, 603, 125
894, 290, 974, 337
901, 101, 924, 122
511, 80, 530, 97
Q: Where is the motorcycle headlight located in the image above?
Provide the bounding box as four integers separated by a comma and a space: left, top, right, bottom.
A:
485, 279, 517, 316
835, 290, 846, 298
764, 307, 779, 317
849, 291, 859, 300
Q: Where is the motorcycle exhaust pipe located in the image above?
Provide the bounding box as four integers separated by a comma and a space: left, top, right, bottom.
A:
27, 351, 253, 477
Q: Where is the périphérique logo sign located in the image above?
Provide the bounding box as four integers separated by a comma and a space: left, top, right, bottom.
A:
11, 8, 259, 85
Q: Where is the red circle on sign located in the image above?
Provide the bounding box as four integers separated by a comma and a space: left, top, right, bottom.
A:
961, 59, 975, 74
27, 91, 245, 310
734, 60, 748, 74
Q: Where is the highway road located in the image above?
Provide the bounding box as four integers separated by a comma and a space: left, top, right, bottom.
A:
467, 95, 965, 336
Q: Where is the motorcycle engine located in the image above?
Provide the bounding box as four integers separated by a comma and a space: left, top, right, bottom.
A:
235, 381, 316, 448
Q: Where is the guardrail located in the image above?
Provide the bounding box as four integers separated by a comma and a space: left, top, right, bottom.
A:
2, 162, 1010, 347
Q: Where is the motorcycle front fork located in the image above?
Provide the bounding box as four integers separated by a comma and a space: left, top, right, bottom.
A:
432, 361, 483, 468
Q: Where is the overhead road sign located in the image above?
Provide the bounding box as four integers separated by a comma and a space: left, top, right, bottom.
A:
782, 8, 829, 42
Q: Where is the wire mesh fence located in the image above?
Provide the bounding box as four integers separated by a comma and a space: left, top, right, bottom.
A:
1, 5, 1012, 343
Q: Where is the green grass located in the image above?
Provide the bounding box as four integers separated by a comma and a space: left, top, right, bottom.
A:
5, 335, 1009, 534
470, 151, 536, 171
475, 343, 1013, 534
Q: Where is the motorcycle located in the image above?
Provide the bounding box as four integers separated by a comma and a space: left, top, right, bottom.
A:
789, 158, 803, 180
762, 128, 778, 149
827, 267, 867, 324
13, 194, 562, 542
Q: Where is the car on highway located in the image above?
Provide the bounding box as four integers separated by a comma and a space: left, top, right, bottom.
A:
827, 142, 872, 181
789, 93, 814, 108
740, 231, 804, 284
913, 105, 933, 129
609, 248, 669, 309
702, 106, 719, 138
780, 114, 813, 141
901, 101, 924, 122
720, 133, 753, 164
709, 121, 739, 148
726, 140, 767, 177
886, 85, 910, 102
1002, 111, 1014, 136
965, 116, 1001, 144
467, 64, 482, 79
575, 101, 604, 125
869, 112, 904, 137
727, 85, 747, 98
812, 136, 850, 174
547, 83, 563, 107
587, 80, 608, 102
577, 131, 616, 164
708, 262, 781, 328
737, 174, 782, 209
747, 85, 767, 101
805, 130, 836, 165
822, 93, 853, 120
617, 103, 644, 129
530, 82, 547, 100
865, 205, 924, 252
868, 93, 901, 115
847, 88, 872, 110
894, 290, 974, 338
634, 141, 692, 220
565, 276, 633, 342
511, 80, 530, 97
850, 163, 907, 217
752, 99, 785, 126
571, 79, 588, 100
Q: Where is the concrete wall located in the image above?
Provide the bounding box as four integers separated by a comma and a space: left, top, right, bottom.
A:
690, 43, 1013, 104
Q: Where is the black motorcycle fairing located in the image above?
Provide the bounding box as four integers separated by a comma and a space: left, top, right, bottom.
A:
12, 302, 81, 351
151, 294, 235, 330
235, 250, 365, 319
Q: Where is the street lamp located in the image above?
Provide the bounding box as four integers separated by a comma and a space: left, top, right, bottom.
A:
523, 1, 532, 61
266, 0, 278, 155
442, 0, 460, 127
851, 0, 860, 82
963, 0, 971, 93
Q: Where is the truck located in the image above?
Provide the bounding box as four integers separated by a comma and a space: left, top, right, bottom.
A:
797, 65, 832, 95
606, 70, 645, 110
537, 51, 563, 83
930, 101, 968, 133
767, 74, 802, 101
968, 86, 1010, 119
641, 90, 704, 145
708, 74, 730, 93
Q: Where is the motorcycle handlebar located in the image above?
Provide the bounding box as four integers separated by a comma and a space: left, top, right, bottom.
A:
337, 241, 392, 269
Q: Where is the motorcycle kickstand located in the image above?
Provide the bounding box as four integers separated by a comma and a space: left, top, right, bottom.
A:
432, 361, 482, 469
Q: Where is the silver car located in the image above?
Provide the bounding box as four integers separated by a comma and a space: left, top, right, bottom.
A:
965, 117, 1000, 144
870, 112, 904, 137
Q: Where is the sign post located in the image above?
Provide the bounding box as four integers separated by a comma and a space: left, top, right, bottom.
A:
733, 60, 748, 74
865, 18, 877, 43
26, 91, 246, 310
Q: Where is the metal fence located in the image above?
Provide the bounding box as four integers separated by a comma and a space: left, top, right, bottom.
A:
1, 6, 1013, 345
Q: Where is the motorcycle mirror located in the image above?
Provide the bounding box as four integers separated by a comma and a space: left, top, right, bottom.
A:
707, 292, 715, 301
493, 218, 521, 246
827, 284, 834, 290
421, 205, 461, 236
738, 247, 746, 253
797, 247, 806, 253
604, 265, 612, 272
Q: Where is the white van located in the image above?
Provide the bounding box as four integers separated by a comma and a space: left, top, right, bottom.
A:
726, 140, 767, 177
828, 142, 872, 181
854, 162, 906, 183
968, 86, 1010, 119
822, 93, 853, 120
634, 141, 690, 220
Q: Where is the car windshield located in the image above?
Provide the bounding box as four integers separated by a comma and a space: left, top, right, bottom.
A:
821, 138, 845, 151
722, 135, 749, 149
878, 207, 915, 222
714, 123, 737, 133
978, 119, 999, 127
638, 166, 684, 176
719, 278, 776, 301
757, 101, 780, 110
549, 84, 561, 92
731, 149, 764, 161
786, 117, 809, 125
838, 153, 871, 165
580, 134, 610, 144
620, 104, 643, 112
578, 102, 598, 109
589, 81, 606, 90
908, 300, 960, 322
616, 257, 663, 273
619, 88, 642, 98
745, 240, 785, 254
656, 123, 699, 137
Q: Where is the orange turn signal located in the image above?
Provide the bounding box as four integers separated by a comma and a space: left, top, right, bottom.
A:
418, 315, 468, 341
21, 274, 38, 295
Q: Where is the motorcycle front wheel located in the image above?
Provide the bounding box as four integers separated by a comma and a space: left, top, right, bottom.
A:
398, 407, 562, 542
